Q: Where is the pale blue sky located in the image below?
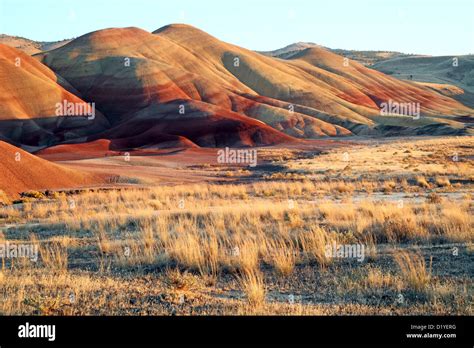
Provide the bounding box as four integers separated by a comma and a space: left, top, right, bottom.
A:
0, 0, 472, 55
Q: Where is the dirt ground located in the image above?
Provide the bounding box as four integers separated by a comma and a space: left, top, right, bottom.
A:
0, 136, 472, 315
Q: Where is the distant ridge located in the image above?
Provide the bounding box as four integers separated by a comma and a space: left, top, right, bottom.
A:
260, 42, 412, 65
0, 34, 71, 55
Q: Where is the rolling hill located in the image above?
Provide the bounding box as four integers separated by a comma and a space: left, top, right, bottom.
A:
260, 42, 412, 65
0, 141, 102, 198
372, 55, 474, 108
0, 34, 71, 55
32, 24, 473, 152
0, 44, 110, 149
0, 24, 471, 155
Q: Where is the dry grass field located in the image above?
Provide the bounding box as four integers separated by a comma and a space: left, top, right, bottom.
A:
0, 136, 472, 315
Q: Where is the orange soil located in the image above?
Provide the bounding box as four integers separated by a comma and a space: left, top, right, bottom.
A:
0, 141, 105, 198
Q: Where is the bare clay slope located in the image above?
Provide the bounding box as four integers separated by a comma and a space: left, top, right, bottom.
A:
372, 55, 474, 108
288, 47, 471, 116
0, 141, 102, 198
0, 44, 109, 149
36, 27, 298, 150
155, 25, 472, 124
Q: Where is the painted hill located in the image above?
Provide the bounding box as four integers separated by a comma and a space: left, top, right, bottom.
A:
0, 44, 109, 149
157, 25, 472, 126
0, 141, 102, 198
34, 26, 339, 149
34, 24, 473, 149
288, 47, 471, 117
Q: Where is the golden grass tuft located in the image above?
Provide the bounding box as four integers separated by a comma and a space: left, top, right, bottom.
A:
365, 267, 401, 290
394, 251, 431, 292
415, 176, 431, 189
163, 268, 201, 291
237, 269, 266, 307
0, 190, 11, 205
435, 176, 451, 187
267, 238, 297, 276
38, 240, 68, 272
297, 226, 332, 266
232, 240, 261, 273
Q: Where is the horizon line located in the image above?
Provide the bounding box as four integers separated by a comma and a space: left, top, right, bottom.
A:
1, 23, 473, 57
